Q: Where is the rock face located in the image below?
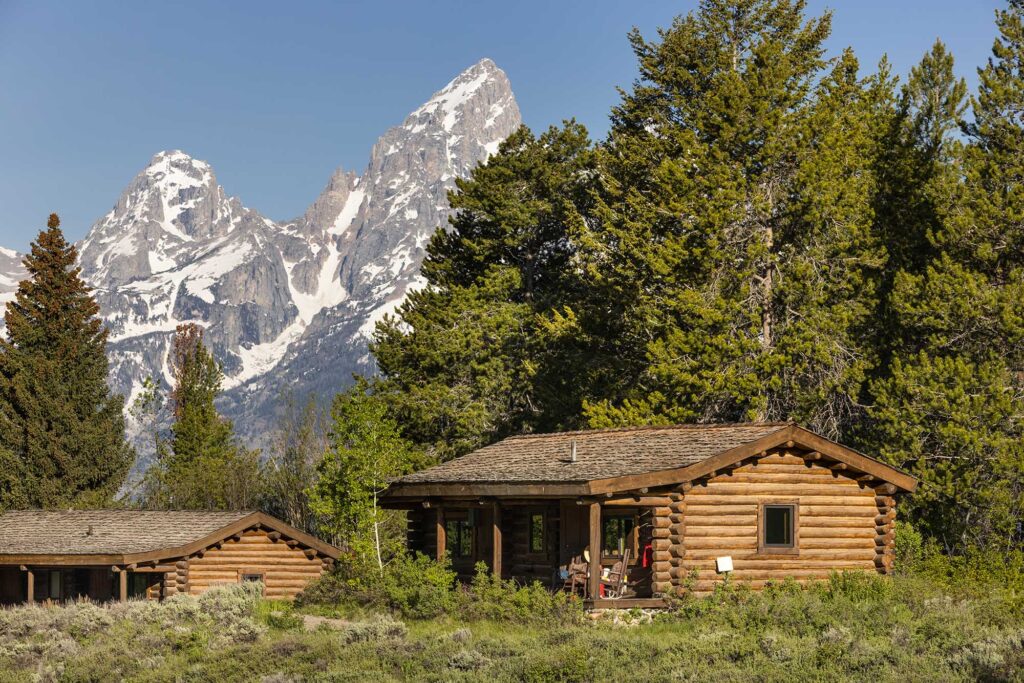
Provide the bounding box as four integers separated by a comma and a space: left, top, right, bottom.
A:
57, 58, 521, 447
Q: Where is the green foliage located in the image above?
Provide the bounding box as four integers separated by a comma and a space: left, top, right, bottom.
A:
142, 324, 261, 510
372, 123, 598, 460
296, 552, 459, 619
310, 380, 423, 566
297, 553, 583, 625
0, 213, 132, 509
579, 0, 888, 436
864, 2, 1024, 551
4, 573, 1018, 682
365, 0, 1024, 556
461, 562, 583, 625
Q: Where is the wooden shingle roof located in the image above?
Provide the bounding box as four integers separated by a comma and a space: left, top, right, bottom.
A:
0, 510, 252, 555
0, 510, 341, 564
400, 423, 791, 484
385, 422, 917, 498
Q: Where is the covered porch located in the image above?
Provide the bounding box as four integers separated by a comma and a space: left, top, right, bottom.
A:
0, 564, 163, 605
395, 492, 683, 603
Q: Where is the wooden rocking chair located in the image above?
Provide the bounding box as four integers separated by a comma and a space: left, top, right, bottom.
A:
600, 548, 631, 599
561, 555, 588, 596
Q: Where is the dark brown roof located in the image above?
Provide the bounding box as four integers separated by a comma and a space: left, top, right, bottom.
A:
0, 510, 253, 555
397, 422, 793, 484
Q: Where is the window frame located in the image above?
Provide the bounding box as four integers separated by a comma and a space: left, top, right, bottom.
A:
526, 509, 547, 558
601, 510, 639, 562
757, 500, 799, 556
445, 512, 475, 561
237, 570, 267, 595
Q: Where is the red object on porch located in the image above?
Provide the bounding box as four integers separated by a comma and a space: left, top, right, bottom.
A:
641, 543, 653, 568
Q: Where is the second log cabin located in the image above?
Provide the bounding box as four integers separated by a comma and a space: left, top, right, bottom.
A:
382, 422, 917, 607
0, 510, 338, 604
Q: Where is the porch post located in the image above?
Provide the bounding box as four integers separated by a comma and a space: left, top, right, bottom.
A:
491, 501, 502, 578
588, 502, 601, 599
435, 505, 446, 562
25, 567, 34, 603
119, 567, 127, 601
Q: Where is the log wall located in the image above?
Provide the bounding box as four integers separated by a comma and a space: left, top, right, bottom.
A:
186, 528, 328, 600
679, 450, 888, 595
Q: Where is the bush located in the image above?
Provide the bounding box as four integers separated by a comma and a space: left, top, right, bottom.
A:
297, 551, 458, 619
298, 554, 586, 624
461, 562, 583, 625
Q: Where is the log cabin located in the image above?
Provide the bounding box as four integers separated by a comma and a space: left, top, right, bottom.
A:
382, 422, 917, 608
0, 510, 338, 604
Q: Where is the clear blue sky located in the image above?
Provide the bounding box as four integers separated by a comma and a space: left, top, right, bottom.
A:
0, 0, 1003, 251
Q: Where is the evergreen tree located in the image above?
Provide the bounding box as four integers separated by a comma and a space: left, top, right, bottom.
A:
0, 214, 132, 509
867, 3, 1024, 550
373, 123, 598, 459
142, 324, 260, 510
579, 0, 887, 438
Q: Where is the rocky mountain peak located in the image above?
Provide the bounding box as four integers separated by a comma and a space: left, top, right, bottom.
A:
0, 59, 523, 452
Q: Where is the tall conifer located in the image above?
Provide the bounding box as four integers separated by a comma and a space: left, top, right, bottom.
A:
142, 323, 260, 510
0, 214, 132, 508
867, 3, 1024, 549
578, 0, 886, 438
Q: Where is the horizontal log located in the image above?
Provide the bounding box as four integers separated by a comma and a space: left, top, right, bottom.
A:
602, 497, 673, 507
688, 483, 872, 499
652, 517, 672, 529
680, 559, 874, 571
800, 528, 875, 539
652, 528, 671, 539
684, 504, 757, 515
800, 538, 875, 550
190, 558, 322, 567
696, 481, 867, 495
684, 526, 755, 537
685, 517, 758, 529
683, 548, 876, 561
705, 473, 854, 486
688, 491, 876, 504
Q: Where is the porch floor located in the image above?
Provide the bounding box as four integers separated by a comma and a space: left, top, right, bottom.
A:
584, 597, 668, 610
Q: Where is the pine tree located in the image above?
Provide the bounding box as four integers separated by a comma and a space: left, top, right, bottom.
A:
578, 0, 887, 438
867, 3, 1024, 550
142, 323, 260, 510
0, 214, 132, 509
373, 123, 598, 459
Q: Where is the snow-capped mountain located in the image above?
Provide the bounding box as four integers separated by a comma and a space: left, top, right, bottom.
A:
56, 57, 520, 443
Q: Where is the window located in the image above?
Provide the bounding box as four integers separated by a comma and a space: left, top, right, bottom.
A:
239, 571, 266, 596
602, 515, 636, 559
759, 502, 798, 554
528, 512, 545, 554
446, 518, 473, 559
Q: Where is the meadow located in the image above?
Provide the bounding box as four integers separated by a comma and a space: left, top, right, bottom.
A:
1, 542, 1022, 683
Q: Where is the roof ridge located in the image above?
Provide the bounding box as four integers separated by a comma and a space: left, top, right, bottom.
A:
499, 421, 794, 441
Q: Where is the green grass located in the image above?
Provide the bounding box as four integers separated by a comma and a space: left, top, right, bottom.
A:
0, 571, 1021, 682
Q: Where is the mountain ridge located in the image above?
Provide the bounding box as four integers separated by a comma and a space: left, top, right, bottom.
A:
0, 58, 522, 448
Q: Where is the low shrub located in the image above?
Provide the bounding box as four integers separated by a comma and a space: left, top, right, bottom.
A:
461, 562, 583, 625
298, 554, 585, 624
296, 551, 458, 619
